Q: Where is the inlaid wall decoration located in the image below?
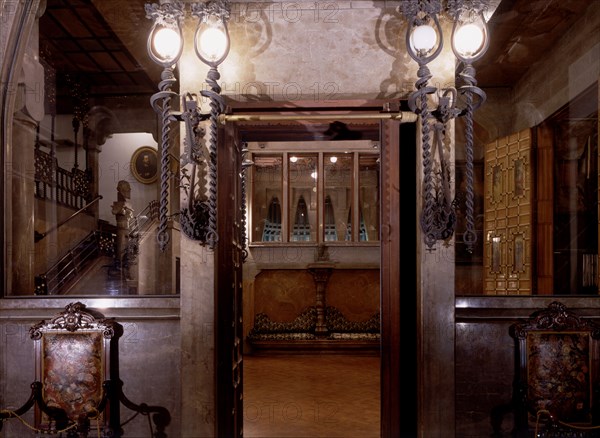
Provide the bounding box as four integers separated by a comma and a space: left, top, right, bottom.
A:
513, 232, 525, 273
492, 165, 503, 204
484, 129, 533, 294
490, 234, 502, 273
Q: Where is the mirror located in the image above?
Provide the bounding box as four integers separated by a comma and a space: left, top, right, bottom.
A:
456, 82, 599, 296
4, 0, 179, 296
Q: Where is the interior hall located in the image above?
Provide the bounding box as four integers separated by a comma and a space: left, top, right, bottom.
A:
0, 0, 599, 437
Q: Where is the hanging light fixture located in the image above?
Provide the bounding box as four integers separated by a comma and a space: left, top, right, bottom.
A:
399, 0, 489, 253
146, 0, 231, 251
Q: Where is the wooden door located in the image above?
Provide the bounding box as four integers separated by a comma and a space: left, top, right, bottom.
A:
215, 121, 244, 438
380, 118, 417, 437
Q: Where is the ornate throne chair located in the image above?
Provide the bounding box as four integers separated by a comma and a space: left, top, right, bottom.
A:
509, 301, 600, 437
0, 302, 170, 437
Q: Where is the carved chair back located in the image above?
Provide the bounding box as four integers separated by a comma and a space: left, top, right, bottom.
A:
29, 301, 121, 434
510, 301, 600, 432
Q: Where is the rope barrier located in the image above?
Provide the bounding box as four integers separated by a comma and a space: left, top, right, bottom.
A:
1, 405, 104, 437
535, 409, 600, 436
0, 409, 77, 434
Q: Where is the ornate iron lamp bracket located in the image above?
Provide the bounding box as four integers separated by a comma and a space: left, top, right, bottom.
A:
400, 0, 490, 253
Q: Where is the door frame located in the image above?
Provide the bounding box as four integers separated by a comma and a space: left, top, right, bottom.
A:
214, 100, 413, 437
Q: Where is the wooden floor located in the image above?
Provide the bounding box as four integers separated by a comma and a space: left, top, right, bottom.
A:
244, 354, 380, 438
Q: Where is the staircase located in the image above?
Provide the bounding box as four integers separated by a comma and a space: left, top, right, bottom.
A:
33, 201, 160, 296
34, 230, 116, 295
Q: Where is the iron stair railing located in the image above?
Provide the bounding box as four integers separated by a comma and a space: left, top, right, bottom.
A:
34, 230, 115, 295
34, 201, 159, 295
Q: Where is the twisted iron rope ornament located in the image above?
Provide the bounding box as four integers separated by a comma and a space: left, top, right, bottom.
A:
200, 67, 225, 249
150, 68, 179, 251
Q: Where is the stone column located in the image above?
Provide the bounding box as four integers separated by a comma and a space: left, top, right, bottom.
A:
83, 127, 100, 218
155, 221, 174, 294
11, 4, 46, 294
11, 110, 37, 294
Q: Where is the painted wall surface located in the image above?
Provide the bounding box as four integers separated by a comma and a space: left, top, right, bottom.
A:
181, 1, 454, 103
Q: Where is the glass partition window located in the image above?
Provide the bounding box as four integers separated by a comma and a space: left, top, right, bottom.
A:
249, 145, 379, 244
324, 154, 352, 241
359, 154, 380, 242
251, 156, 283, 242
458, 81, 599, 296
289, 155, 317, 242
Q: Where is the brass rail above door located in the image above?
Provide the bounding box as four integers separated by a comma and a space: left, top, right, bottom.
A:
219, 112, 418, 124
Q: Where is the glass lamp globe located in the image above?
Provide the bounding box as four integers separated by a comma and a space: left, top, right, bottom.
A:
194, 17, 230, 66
152, 27, 182, 63
453, 23, 484, 57
410, 24, 438, 54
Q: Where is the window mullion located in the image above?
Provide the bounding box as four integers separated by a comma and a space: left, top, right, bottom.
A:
317, 152, 324, 244
282, 152, 289, 242
353, 152, 360, 242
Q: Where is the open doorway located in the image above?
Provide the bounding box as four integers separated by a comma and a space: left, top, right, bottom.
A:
214, 102, 417, 437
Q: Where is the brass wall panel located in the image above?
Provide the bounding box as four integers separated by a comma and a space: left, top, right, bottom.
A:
484, 129, 533, 295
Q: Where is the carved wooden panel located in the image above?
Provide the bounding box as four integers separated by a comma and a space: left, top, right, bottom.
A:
484, 129, 533, 294
216, 122, 243, 438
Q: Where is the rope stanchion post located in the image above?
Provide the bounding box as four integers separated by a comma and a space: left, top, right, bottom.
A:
535, 409, 600, 436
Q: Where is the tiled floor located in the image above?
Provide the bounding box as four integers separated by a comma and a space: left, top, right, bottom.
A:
244, 354, 380, 438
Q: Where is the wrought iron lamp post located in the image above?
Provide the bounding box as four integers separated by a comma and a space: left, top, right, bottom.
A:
146, 1, 184, 252
400, 0, 489, 253
191, 0, 230, 248
145, 0, 231, 251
